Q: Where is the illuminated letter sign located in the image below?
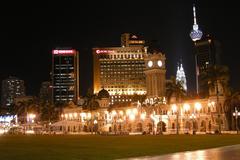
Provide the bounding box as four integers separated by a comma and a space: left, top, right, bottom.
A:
96, 50, 114, 54
52, 50, 76, 55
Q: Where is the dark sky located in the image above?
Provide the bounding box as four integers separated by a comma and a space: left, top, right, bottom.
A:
0, 1, 239, 97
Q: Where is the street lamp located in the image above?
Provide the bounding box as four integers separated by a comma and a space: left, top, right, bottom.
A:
190, 113, 196, 135
172, 104, 179, 134
93, 119, 98, 134
183, 103, 190, 133
233, 107, 240, 134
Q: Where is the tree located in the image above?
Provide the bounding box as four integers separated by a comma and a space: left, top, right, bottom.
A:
40, 101, 58, 123
13, 98, 39, 124
166, 76, 186, 135
199, 65, 230, 97
83, 88, 100, 134
200, 65, 230, 133
166, 76, 186, 104
224, 92, 240, 130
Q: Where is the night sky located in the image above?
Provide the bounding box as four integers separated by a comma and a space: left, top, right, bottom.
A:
1, 1, 239, 97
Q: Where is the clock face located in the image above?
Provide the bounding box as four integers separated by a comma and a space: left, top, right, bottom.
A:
148, 61, 153, 67
157, 60, 162, 67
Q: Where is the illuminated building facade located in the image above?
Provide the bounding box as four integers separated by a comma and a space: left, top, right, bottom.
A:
1, 76, 25, 110
52, 49, 79, 104
93, 33, 147, 104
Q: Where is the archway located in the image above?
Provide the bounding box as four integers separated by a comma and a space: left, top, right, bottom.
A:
127, 124, 132, 132
200, 120, 206, 132
137, 123, 143, 132
147, 123, 152, 134
157, 121, 166, 132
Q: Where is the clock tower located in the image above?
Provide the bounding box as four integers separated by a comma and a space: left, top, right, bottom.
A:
144, 51, 166, 100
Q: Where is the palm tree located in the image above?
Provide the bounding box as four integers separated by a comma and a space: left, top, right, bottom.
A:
166, 76, 186, 104
83, 88, 100, 134
40, 101, 57, 124
224, 92, 240, 130
199, 64, 230, 133
166, 76, 186, 135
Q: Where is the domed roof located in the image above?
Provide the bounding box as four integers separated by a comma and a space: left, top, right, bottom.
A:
98, 88, 110, 99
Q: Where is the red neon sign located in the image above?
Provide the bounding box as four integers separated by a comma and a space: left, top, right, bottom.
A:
96, 49, 114, 54
52, 50, 76, 55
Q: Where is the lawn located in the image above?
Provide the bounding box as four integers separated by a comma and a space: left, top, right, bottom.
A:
0, 134, 239, 160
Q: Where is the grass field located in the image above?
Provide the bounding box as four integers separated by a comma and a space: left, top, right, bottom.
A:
0, 134, 239, 160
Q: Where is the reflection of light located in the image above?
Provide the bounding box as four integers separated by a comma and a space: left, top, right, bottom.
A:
195, 150, 205, 160
93, 120, 98, 124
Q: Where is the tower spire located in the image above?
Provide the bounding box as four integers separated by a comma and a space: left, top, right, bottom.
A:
190, 3, 203, 41
193, 4, 197, 25
176, 60, 187, 91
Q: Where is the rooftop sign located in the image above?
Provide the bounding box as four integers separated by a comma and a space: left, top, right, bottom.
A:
52, 50, 76, 55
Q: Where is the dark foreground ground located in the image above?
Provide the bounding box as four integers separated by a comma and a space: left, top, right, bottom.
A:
0, 134, 239, 160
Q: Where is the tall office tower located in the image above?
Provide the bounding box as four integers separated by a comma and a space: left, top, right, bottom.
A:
93, 33, 147, 104
194, 35, 222, 96
1, 76, 25, 110
144, 52, 166, 101
39, 81, 52, 103
176, 62, 187, 91
52, 49, 79, 105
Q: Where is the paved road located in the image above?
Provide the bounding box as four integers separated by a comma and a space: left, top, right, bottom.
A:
120, 144, 240, 160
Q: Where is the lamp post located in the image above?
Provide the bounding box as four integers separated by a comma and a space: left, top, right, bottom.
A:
93, 119, 98, 134
190, 113, 196, 135
183, 103, 190, 134
172, 104, 179, 135
233, 107, 240, 134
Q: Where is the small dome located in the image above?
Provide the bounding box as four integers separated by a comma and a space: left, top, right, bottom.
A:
98, 89, 110, 99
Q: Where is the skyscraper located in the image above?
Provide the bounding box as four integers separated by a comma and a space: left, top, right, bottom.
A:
194, 35, 222, 95
52, 49, 79, 105
93, 33, 147, 104
39, 81, 52, 103
176, 62, 187, 91
1, 76, 25, 110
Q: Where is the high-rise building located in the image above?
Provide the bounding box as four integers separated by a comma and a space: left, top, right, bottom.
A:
144, 52, 166, 100
194, 35, 222, 95
39, 81, 52, 103
52, 49, 79, 104
93, 33, 147, 104
1, 76, 25, 109
176, 62, 187, 91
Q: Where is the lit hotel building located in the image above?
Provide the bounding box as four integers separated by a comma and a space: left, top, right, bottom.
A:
52, 49, 79, 104
93, 33, 147, 104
